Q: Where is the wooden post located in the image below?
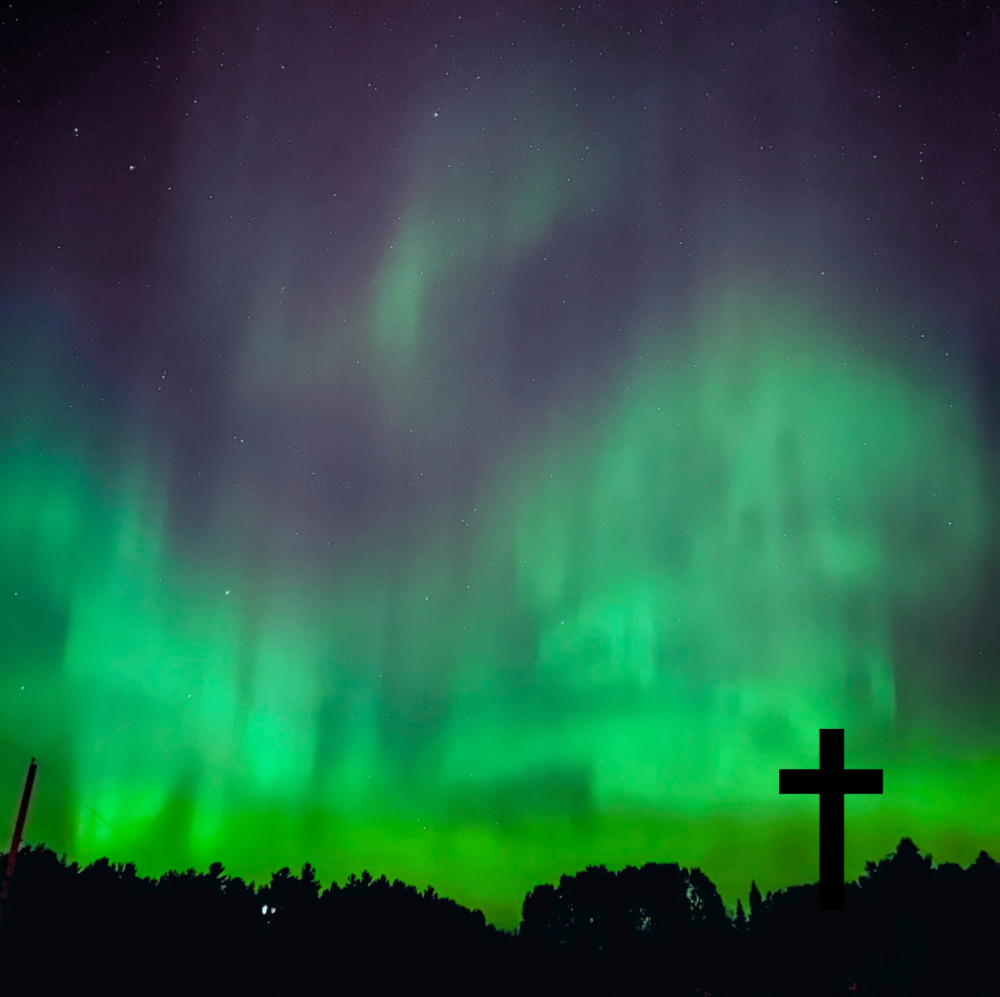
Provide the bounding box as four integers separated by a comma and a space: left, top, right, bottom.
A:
0, 757, 38, 928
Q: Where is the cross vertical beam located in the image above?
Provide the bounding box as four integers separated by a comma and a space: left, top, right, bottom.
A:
779, 729, 883, 909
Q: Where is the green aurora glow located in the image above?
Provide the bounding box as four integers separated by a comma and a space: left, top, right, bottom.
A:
1, 286, 996, 929
1, 4, 998, 931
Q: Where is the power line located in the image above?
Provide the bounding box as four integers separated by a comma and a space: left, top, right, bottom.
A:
0, 735, 148, 863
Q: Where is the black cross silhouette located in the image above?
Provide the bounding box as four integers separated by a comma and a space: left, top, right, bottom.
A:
779, 728, 883, 909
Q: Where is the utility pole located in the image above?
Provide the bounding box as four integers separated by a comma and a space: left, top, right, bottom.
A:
0, 757, 38, 928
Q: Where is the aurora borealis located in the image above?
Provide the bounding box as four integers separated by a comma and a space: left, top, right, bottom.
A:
0, 1, 997, 929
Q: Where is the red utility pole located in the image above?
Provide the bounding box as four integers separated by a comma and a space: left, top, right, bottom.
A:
0, 757, 38, 928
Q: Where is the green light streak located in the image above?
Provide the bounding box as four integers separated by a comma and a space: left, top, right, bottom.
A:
0, 289, 996, 930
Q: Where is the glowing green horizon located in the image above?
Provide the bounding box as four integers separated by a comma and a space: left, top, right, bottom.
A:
1, 288, 997, 930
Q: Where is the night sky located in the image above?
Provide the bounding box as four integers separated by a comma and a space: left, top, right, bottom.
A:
1, 0, 997, 929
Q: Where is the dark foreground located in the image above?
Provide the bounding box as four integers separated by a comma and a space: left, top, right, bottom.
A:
0, 837, 995, 995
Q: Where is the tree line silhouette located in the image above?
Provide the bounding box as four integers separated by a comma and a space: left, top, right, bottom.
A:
0, 836, 994, 994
